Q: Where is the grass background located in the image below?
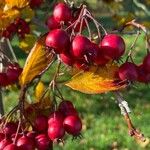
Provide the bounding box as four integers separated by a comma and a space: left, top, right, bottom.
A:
2, 0, 150, 149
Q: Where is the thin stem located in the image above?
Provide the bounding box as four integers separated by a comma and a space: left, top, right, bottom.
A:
83, 17, 92, 40
6, 39, 18, 62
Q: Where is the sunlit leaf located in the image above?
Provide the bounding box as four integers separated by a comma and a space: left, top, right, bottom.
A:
19, 34, 37, 53
0, 8, 20, 29
5, 0, 29, 9
20, 35, 55, 85
66, 64, 127, 94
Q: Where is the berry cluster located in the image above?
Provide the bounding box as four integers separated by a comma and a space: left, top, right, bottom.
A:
0, 63, 22, 87
45, 3, 125, 71
117, 53, 150, 83
48, 100, 82, 141
0, 100, 81, 150
2, 18, 30, 39
45, 2, 150, 84
0, 121, 52, 150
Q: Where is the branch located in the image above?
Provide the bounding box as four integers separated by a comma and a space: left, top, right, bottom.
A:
114, 91, 146, 142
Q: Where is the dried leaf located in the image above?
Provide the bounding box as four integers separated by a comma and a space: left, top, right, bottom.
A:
66, 64, 127, 94
0, 8, 20, 29
20, 35, 55, 85
5, 0, 29, 9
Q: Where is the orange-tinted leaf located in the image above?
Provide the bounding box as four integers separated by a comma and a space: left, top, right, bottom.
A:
5, 0, 29, 9
66, 64, 127, 94
20, 35, 55, 85
0, 8, 20, 29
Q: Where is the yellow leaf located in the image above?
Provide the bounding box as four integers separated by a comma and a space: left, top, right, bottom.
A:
35, 81, 45, 102
20, 6, 35, 22
20, 35, 55, 85
0, 8, 20, 29
66, 64, 127, 94
5, 0, 29, 9
19, 34, 37, 53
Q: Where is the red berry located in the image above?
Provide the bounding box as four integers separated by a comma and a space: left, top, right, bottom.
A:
17, 136, 35, 150
45, 29, 70, 53
100, 34, 125, 60
53, 2, 72, 23
0, 133, 5, 142
48, 122, 65, 141
88, 43, 109, 65
6, 68, 22, 84
58, 100, 74, 113
4, 122, 17, 136
48, 111, 64, 126
137, 64, 150, 83
3, 143, 19, 150
35, 115, 48, 132
26, 131, 37, 139
60, 52, 74, 66
30, 0, 43, 8
71, 35, 91, 58
46, 15, 61, 30
35, 134, 52, 150
143, 53, 150, 73
63, 115, 82, 136
0, 73, 9, 86
74, 60, 89, 71
118, 62, 138, 81
0, 139, 12, 150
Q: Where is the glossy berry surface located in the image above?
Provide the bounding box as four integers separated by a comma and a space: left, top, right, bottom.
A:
4, 122, 17, 136
17, 136, 35, 150
63, 115, 82, 136
60, 53, 74, 66
3, 144, 19, 150
100, 34, 125, 60
46, 16, 61, 30
118, 62, 138, 81
143, 53, 150, 73
53, 2, 72, 23
35, 134, 52, 150
45, 29, 70, 53
35, 115, 48, 132
48, 121, 65, 141
0, 139, 12, 150
71, 35, 91, 58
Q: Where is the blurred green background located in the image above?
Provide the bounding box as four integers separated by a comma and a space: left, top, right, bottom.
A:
2, 0, 150, 149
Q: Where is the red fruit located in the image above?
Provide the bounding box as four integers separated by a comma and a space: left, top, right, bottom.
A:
35, 115, 48, 132
3, 144, 19, 150
71, 35, 91, 58
100, 34, 125, 60
45, 29, 70, 53
6, 68, 21, 84
48, 122, 65, 141
53, 3, 72, 23
58, 100, 74, 113
0, 139, 12, 150
30, 0, 43, 8
143, 53, 150, 73
88, 43, 109, 65
11, 133, 22, 142
65, 108, 78, 117
4, 122, 17, 136
118, 62, 138, 81
35, 134, 52, 150
137, 64, 150, 83
26, 131, 37, 139
0, 133, 5, 142
17, 136, 35, 150
63, 115, 82, 136
60, 52, 74, 66
46, 15, 61, 30
0, 73, 9, 86
48, 111, 64, 126
74, 60, 89, 71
